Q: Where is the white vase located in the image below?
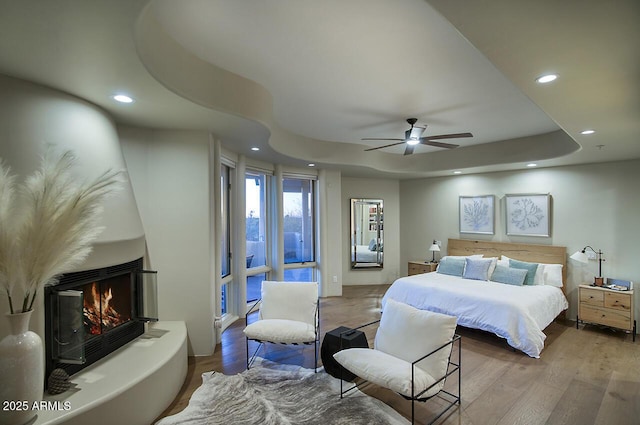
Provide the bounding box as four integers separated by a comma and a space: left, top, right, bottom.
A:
0, 310, 44, 425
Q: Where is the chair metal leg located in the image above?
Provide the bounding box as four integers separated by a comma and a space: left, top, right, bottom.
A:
314, 340, 318, 373
246, 339, 263, 370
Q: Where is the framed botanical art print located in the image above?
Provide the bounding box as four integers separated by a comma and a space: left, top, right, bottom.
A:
505, 193, 551, 237
459, 195, 495, 235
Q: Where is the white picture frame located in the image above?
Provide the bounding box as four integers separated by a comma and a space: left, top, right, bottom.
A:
459, 195, 495, 235
505, 193, 551, 237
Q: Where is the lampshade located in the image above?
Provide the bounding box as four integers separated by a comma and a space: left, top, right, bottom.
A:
570, 250, 588, 264
570, 246, 606, 281
429, 243, 440, 252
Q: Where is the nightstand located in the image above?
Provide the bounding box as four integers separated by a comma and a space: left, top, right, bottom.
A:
577, 284, 635, 341
408, 261, 438, 276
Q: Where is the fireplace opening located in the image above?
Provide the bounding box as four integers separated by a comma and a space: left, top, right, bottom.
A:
82, 276, 132, 337
44, 258, 157, 381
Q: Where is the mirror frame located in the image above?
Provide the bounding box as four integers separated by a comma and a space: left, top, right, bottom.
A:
350, 198, 383, 269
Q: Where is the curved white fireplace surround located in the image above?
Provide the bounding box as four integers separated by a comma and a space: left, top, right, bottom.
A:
0, 74, 145, 342
32, 321, 187, 425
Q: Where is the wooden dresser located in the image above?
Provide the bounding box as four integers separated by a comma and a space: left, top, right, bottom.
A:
408, 261, 438, 275
577, 284, 635, 341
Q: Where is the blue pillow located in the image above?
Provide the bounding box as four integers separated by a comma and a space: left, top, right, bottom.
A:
437, 257, 466, 277
462, 258, 493, 281
491, 265, 528, 286
368, 239, 377, 251
509, 259, 539, 285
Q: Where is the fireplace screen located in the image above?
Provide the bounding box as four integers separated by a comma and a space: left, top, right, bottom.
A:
82, 275, 132, 338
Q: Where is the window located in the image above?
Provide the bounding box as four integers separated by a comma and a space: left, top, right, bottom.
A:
220, 164, 231, 315
283, 176, 316, 283
284, 268, 315, 282
247, 273, 266, 303
283, 177, 315, 264
221, 164, 230, 278
246, 172, 269, 302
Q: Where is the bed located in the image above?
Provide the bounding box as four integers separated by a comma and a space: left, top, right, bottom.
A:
382, 239, 569, 358
351, 244, 383, 263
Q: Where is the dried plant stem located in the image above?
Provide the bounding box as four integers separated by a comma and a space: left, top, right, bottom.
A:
0, 148, 122, 313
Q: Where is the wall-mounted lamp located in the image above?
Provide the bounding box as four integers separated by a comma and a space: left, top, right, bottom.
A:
570, 246, 605, 286
429, 240, 441, 263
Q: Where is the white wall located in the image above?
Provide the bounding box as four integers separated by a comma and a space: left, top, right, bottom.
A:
318, 169, 343, 297
119, 126, 215, 356
399, 160, 640, 321
341, 177, 401, 285
0, 75, 144, 343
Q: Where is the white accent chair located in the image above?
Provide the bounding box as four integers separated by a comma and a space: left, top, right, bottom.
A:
333, 299, 461, 424
244, 281, 320, 371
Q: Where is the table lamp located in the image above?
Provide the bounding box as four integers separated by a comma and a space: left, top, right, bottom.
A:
429, 241, 441, 263
570, 246, 605, 286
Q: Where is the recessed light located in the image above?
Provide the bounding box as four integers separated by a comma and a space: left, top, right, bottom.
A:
251, 147, 260, 151
535, 74, 558, 84
453, 170, 462, 174
580, 129, 595, 135
526, 163, 537, 167
113, 94, 134, 103
308, 163, 315, 167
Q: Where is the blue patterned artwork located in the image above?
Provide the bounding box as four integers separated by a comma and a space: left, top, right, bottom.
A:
459, 195, 494, 234
506, 194, 550, 236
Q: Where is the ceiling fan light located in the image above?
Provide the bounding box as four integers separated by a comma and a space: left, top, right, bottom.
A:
408, 126, 425, 140
407, 139, 420, 146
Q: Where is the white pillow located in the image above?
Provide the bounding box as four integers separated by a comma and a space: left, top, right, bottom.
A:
543, 264, 564, 287
496, 258, 509, 268
260, 281, 318, 325
244, 319, 316, 343
375, 299, 457, 387
533, 264, 546, 285
485, 257, 498, 278
333, 348, 436, 398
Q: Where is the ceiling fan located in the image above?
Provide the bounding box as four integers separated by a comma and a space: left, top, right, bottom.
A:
363, 118, 473, 155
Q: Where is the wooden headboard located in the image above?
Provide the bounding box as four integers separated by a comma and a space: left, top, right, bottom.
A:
448, 238, 567, 292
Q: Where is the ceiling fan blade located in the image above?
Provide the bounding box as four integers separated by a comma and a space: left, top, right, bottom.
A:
364, 141, 406, 151
404, 144, 415, 155
421, 132, 473, 141
361, 138, 404, 141
421, 140, 459, 149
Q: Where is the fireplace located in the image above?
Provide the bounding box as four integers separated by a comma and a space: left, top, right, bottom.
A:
44, 258, 158, 380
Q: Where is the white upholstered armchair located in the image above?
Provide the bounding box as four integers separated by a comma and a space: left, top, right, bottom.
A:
333, 299, 461, 424
244, 281, 320, 371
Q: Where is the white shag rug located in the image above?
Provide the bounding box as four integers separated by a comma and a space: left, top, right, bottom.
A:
155, 358, 409, 425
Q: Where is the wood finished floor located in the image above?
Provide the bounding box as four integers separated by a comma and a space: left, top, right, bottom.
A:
155, 285, 640, 425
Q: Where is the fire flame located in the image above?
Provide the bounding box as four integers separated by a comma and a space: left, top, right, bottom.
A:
83, 282, 128, 336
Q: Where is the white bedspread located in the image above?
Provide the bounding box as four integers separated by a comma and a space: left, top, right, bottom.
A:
381, 272, 568, 358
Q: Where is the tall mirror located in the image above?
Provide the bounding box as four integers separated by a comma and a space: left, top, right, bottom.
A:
350, 198, 383, 269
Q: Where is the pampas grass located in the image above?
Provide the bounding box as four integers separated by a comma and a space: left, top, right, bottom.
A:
0, 160, 18, 313
0, 149, 122, 314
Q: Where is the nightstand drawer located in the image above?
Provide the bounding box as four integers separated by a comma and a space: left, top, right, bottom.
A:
408, 262, 437, 275
580, 288, 604, 306
605, 292, 632, 312
580, 305, 632, 331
